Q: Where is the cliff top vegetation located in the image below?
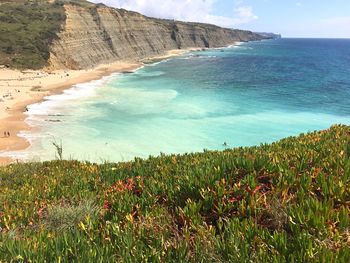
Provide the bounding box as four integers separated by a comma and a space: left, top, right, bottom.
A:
0, 0, 66, 69
0, 125, 349, 261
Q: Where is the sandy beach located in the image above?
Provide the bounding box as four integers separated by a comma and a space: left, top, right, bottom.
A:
0, 62, 144, 165
0, 49, 196, 165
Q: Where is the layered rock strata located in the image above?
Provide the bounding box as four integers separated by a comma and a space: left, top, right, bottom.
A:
49, 3, 267, 69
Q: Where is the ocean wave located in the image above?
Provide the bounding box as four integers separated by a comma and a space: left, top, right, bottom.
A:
181, 54, 217, 60
146, 59, 169, 67
136, 71, 165, 77
25, 73, 119, 117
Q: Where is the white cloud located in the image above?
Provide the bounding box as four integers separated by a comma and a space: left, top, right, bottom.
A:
89, 0, 258, 28
232, 6, 258, 25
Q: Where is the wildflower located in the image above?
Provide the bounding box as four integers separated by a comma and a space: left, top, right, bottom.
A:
103, 201, 111, 210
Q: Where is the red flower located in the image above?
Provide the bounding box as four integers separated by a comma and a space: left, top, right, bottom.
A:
103, 201, 111, 210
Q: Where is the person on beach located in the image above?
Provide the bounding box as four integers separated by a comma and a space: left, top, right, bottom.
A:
7, 131, 10, 137
3, 131, 6, 138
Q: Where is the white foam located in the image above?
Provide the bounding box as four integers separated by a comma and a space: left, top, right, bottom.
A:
146, 59, 169, 67
26, 74, 117, 117
226, 42, 245, 49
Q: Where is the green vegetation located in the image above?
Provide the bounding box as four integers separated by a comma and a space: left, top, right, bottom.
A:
0, 125, 349, 261
0, 1, 65, 69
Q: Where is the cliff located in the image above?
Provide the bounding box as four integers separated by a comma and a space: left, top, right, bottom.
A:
0, 0, 268, 70
48, 1, 267, 70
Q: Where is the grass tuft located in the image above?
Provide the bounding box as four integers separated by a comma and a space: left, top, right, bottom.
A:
42, 199, 100, 232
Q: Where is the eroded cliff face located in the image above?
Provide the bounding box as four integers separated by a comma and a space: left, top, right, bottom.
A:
49, 3, 265, 70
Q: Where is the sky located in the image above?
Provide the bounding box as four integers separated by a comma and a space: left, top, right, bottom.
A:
89, 0, 350, 38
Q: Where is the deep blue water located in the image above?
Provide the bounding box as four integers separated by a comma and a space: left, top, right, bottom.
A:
5, 38, 350, 162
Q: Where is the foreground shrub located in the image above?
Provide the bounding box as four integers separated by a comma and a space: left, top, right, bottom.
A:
0, 125, 349, 262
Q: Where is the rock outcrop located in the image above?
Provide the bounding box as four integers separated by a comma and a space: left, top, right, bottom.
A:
49, 2, 267, 70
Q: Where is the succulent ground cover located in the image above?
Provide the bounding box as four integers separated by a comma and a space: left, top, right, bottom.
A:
0, 125, 349, 262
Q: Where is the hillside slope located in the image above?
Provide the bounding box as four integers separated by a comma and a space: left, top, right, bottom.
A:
0, 1, 65, 69
0, 125, 349, 261
0, 0, 267, 70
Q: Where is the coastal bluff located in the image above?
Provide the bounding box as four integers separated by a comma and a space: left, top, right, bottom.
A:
49, 1, 267, 69
0, 0, 269, 70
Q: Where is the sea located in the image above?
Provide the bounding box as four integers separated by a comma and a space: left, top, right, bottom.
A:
5, 38, 350, 162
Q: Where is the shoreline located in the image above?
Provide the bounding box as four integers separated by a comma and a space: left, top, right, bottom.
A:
0, 48, 201, 165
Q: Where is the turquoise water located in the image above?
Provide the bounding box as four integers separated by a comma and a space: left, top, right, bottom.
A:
6, 39, 350, 162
